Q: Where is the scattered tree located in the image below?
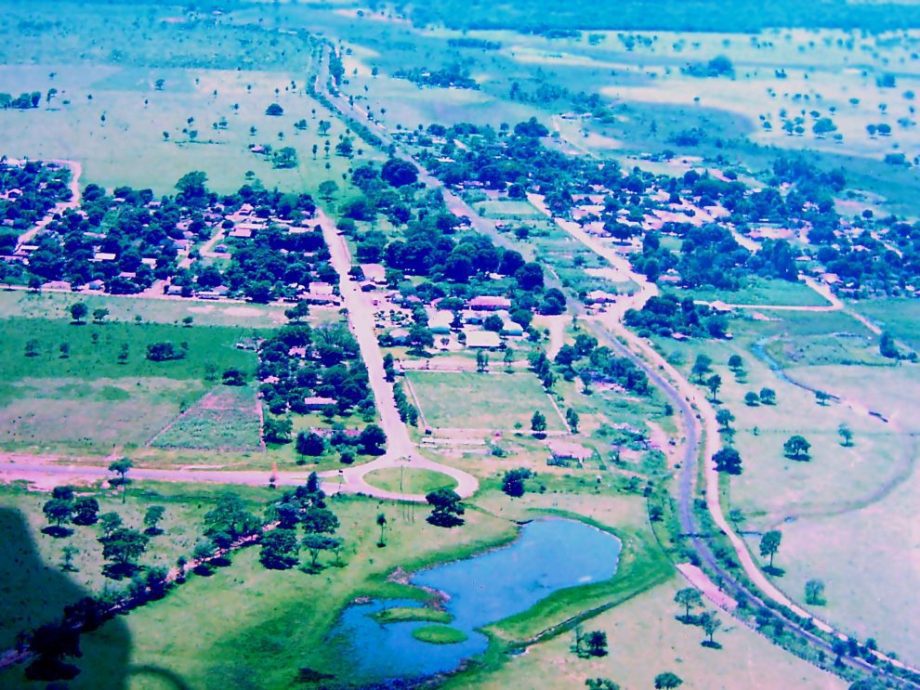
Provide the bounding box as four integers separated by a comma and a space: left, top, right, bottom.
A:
654, 672, 684, 689
260, 528, 300, 569
713, 447, 742, 475
783, 435, 811, 461
531, 410, 547, 434
700, 611, 722, 647
759, 529, 782, 568
69, 302, 88, 324
108, 457, 133, 503
143, 505, 166, 535
805, 579, 826, 605
376, 512, 388, 547
425, 488, 465, 528
674, 587, 702, 621
838, 423, 853, 447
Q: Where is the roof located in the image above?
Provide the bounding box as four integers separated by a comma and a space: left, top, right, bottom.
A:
469, 295, 511, 310
464, 329, 501, 348
360, 263, 387, 283
303, 396, 337, 407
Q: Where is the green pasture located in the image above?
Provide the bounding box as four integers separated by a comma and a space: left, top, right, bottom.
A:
405, 371, 565, 430
364, 467, 458, 495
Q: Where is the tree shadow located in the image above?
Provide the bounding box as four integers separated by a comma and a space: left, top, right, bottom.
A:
0, 507, 132, 688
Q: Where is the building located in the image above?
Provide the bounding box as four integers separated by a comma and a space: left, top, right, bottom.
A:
303, 396, 337, 411
548, 440, 594, 463
428, 310, 454, 334
360, 263, 387, 285
469, 295, 511, 311
464, 329, 501, 349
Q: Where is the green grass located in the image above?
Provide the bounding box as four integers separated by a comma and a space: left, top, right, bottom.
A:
850, 298, 920, 351
372, 607, 452, 624
364, 467, 457, 495
676, 278, 831, 307
406, 371, 564, 430
412, 624, 468, 644
0, 377, 202, 453
0, 317, 258, 381
0, 495, 517, 689
0, 290, 288, 328
151, 385, 262, 452
0, 482, 271, 651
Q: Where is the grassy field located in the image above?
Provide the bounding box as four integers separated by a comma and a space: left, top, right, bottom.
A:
0, 318, 257, 382
405, 371, 565, 431
364, 467, 458, 494
0, 290, 288, 328
0, 377, 202, 453
850, 298, 920, 351
0, 495, 519, 689
678, 278, 832, 308
151, 385, 262, 452
0, 482, 272, 651
464, 579, 846, 690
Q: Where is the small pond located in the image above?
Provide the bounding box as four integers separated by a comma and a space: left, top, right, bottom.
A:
326, 517, 622, 686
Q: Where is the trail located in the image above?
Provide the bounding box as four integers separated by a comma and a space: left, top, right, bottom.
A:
14, 159, 82, 248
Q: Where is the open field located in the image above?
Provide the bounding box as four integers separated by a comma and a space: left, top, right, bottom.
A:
0, 318, 257, 382
364, 467, 458, 494
679, 278, 831, 308
850, 298, 920, 351
151, 385, 263, 452
0, 377, 201, 453
0, 482, 273, 651
0, 291, 288, 328
405, 371, 566, 431
464, 579, 846, 690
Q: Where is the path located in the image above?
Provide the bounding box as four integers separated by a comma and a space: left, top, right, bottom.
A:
312, 207, 478, 499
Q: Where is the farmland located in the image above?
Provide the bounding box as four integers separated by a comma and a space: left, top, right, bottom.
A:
0, 1, 918, 688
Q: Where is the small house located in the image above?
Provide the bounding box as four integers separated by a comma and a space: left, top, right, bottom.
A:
469, 295, 511, 311
303, 396, 337, 411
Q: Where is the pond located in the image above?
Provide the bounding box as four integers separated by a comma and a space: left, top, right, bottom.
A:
326, 517, 622, 687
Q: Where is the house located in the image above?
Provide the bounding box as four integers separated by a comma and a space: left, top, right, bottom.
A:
228, 227, 252, 239
464, 329, 501, 349
388, 327, 410, 345
93, 252, 117, 262
303, 396, 337, 411
501, 319, 524, 336
428, 310, 454, 334
469, 295, 511, 311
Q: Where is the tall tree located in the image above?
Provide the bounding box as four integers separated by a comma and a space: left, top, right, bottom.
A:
674, 588, 702, 620
108, 457, 133, 503
759, 530, 782, 568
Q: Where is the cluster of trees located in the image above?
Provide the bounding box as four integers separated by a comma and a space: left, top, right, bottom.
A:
0, 91, 42, 110
0, 160, 72, 235
682, 55, 735, 78
260, 474, 343, 571
258, 323, 373, 418
501, 468, 533, 497
624, 294, 729, 339
393, 62, 479, 90
425, 488, 465, 527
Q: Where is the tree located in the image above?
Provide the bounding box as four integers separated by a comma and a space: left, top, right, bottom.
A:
175, 171, 208, 198
715, 408, 734, 431
783, 435, 811, 460
583, 630, 608, 657
98, 511, 122, 537
71, 497, 99, 526
425, 488, 465, 528
691, 354, 712, 382
476, 349, 489, 373
42, 498, 73, 536
358, 424, 387, 455
654, 672, 683, 689
100, 527, 149, 578
318, 179, 339, 200
143, 505, 166, 535
586, 680, 620, 690
566, 408, 580, 432
700, 611, 722, 647
712, 447, 742, 475
759, 387, 776, 405
69, 302, 88, 324
296, 431, 326, 457
301, 507, 339, 534
381, 158, 418, 187
674, 587, 702, 620
744, 391, 760, 406
759, 530, 782, 568
24, 623, 82, 681
879, 331, 900, 359
815, 390, 831, 406
302, 533, 340, 569
264, 416, 293, 444
60, 544, 79, 572
805, 579, 826, 605
531, 410, 547, 434
376, 512, 388, 547
502, 468, 532, 498
108, 457, 133, 503
203, 493, 261, 547
727, 354, 744, 372
92, 308, 109, 324
838, 423, 853, 447
705, 374, 722, 401
260, 528, 299, 569
265, 102, 284, 116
